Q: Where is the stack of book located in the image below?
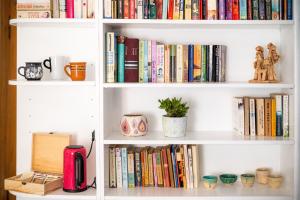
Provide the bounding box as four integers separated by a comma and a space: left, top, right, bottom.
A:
17, 0, 95, 18
109, 144, 200, 189
233, 93, 289, 137
104, 0, 293, 20
106, 32, 227, 83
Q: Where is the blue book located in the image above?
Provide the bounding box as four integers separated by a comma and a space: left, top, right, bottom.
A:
171, 145, 179, 188
239, 0, 247, 20
271, 0, 280, 20
188, 45, 194, 82
121, 147, 128, 188
287, 0, 293, 20
258, 0, 265, 20
162, 0, 168, 19
144, 41, 148, 82
117, 36, 125, 82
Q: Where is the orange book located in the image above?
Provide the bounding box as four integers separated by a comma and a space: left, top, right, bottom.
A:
271, 98, 276, 137
166, 146, 175, 187
161, 147, 170, 187
264, 98, 272, 136
193, 45, 201, 82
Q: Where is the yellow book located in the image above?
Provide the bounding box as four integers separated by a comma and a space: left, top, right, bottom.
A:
193, 44, 201, 82
271, 98, 276, 137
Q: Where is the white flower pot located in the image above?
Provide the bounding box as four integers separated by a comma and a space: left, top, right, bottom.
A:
162, 116, 187, 137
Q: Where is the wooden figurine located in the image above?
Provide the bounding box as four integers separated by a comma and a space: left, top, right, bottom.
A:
249, 43, 280, 83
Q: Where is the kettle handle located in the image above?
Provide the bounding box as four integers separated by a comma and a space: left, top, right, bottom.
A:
75, 152, 84, 189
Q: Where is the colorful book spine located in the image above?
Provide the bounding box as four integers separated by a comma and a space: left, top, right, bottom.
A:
205, 45, 210, 81
157, 44, 165, 83
139, 40, 145, 83
147, 41, 152, 82
109, 146, 116, 188
151, 41, 157, 82
161, 148, 170, 187
117, 36, 125, 82
176, 45, 183, 83
66, 0, 74, 18
188, 45, 194, 82
163, 0, 169, 19
183, 45, 189, 82
170, 45, 177, 82
173, 0, 180, 19
264, 98, 272, 137
129, 0, 135, 18
168, 0, 174, 19
201, 45, 207, 82
207, 0, 217, 20
287, 0, 293, 20
17, 10, 51, 18
191, 0, 199, 19
199, 0, 203, 19
164, 45, 171, 83
179, 0, 184, 19
247, 0, 252, 19
148, 150, 154, 186
274, 94, 283, 136
283, 94, 289, 137
157, 0, 163, 19
16, 2, 51, 11
149, 0, 156, 18
184, 0, 192, 20
137, 0, 143, 18
176, 148, 185, 187
156, 149, 164, 187
144, 148, 149, 186
272, 0, 280, 20
256, 98, 265, 136
135, 150, 142, 186
124, 0, 129, 18
124, 38, 139, 82
144, 0, 149, 18
106, 32, 117, 83
144, 41, 148, 82
239, 0, 247, 20
226, 0, 233, 19
167, 147, 175, 187
271, 98, 276, 137
250, 98, 256, 136
171, 145, 179, 187
258, 0, 265, 20
219, 0, 226, 20
115, 147, 123, 188
128, 150, 135, 188
121, 147, 128, 188
265, 0, 272, 20
232, 0, 240, 20
252, 0, 259, 19
193, 45, 201, 82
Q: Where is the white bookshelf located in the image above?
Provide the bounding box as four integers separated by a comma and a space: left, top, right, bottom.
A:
10, 1, 299, 200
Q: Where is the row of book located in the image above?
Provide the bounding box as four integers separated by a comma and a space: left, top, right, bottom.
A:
106, 32, 227, 83
233, 93, 289, 137
17, 0, 94, 18
104, 0, 293, 20
109, 145, 200, 188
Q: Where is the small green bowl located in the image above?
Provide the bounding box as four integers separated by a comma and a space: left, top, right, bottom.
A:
202, 176, 218, 189
220, 174, 238, 185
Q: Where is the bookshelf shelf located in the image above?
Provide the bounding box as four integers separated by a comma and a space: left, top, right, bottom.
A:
104, 131, 294, 145
8, 80, 96, 86
104, 185, 292, 200
10, 189, 96, 200
9, 18, 97, 27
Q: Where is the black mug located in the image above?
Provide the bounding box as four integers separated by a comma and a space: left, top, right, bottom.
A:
43, 57, 52, 72
18, 62, 44, 80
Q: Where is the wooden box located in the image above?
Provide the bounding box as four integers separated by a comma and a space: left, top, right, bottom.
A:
5, 133, 71, 195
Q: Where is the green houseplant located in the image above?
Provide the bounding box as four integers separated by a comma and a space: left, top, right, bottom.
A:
158, 97, 189, 137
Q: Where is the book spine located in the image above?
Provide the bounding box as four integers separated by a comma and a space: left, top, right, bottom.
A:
137, 0, 143, 18
104, 0, 112, 18
247, 0, 252, 19
139, 40, 145, 83
271, 98, 276, 137
284, 0, 288, 20
82, 0, 88, 18
170, 45, 177, 82
106, 32, 117, 83
183, 145, 190, 188
206, 45, 210, 81
52, 0, 60, 18
219, 0, 226, 20
199, 0, 203, 19
187, 147, 194, 189
151, 41, 157, 82
208, 45, 213, 82
121, 148, 128, 188
179, 0, 184, 19
167, 147, 175, 188
239, 0, 247, 20
191, 145, 199, 188
125, 38, 139, 82
232, 0, 239, 19
244, 97, 250, 136
74, 0, 82, 18
135, 151, 142, 186
163, 0, 169, 19
144, 41, 148, 83
156, 150, 164, 187
17, 10, 51, 18
168, 0, 174, 19
176, 149, 185, 187
252, 0, 259, 19
201, 45, 207, 82
191, 0, 199, 19
144, 0, 149, 18
128, 151, 135, 188
256, 98, 265, 136
116, 148, 123, 188
141, 150, 145, 186
233, 97, 245, 135
279, 0, 283, 20
183, 45, 189, 82
258, 0, 265, 20
272, 0, 280, 19
157, 44, 165, 83
176, 45, 183, 83
117, 36, 125, 83
172, 145, 179, 187
147, 41, 152, 82
211, 45, 217, 82
193, 45, 201, 82
87, 0, 95, 18
144, 149, 149, 186
129, 0, 136, 18
226, 0, 232, 19
164, 45, 170, 83
173, 0, 180, 19
275, 95, 283, 136
220, 45, 226, 82
157, 0, 163, 19
59, 0, 66, 18
188, 45, 194, 82
264, 98, 272, 137
207, 0, 217, 20
109, 146, 116, 188
124, 0, 129, 18
283, 95, 289, 137
287, 0, 293, 19
265, 0, 272, 20
202, 0, 207, 19
250, 98, 256, 136
161, 148, 170, 187
152, 152, 158, 186
148, 151, 154, 186
149, 0, 157, 19
216, 45, 221, 82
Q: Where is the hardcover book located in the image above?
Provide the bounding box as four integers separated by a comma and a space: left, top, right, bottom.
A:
287, 0, 293, 20
183, 145, 190, 188
121, 147, 128, 188
249, 98, 256, 136
163, 0, 169, 19
139, 40, 145, 83
185, 0, 192, 20
137, 0, 143, 18
239, 0, 247, 20
125, 38, 139, 82
124, 0, 129, 18
66, 0, 74, 18
201, 45, 207, 82
232, 0, 240, 20
115, 147, 123, 188
233, 97, 245, 135
117, 36, 125, 82
144, 40, 149, 82
156, 0, 163, 18
168, 0, 174, 19
191, 0, 199, 19
82, 0, 88, 18
152, 151, 158, 186
271, 98, 276, 137
258, 0, 265, 20
106, 32, 117, 83
52, 0, 60, 18
219, 0, 226, 20
171, 145, 179, 187
147, 41, 152, 82
183, 45, 189, 82
135, 150, 142, 186
129, 0, 135, 18
74, 0, 82, 18
272, 94, 283, 136
252, 0, 259, 20
187, 147, 194, 189
59, 0, 66, 18
148, 149, 154, 187
167, 146, 175, 187
191, 145, 200, 188
104, 0, 112, 18
244, 97, 250, 136
157, 44, 165, 83
272, 0, 280, 20
188, 45, 194, 82
283, 94, 289, 137
161, 147, 170, 187
247, 0, 252, 19
226, 0, 232, 20
164, 45, 171, 83
256, 98, 265, 136
176, 147, 186, 187
109, 146, 116, 188
151, 41, 157, 82
127, 150, 135, 188
173, 0, 180, 19
144, 0, 149, 18
265, 0, 272, 20
179, 0, 184, 19
176, 45, 184, 83
264, 98, 272, 136
155, 148, 164, 187
193, 45, 201, 82
170, 45, 177, 82
207, 0, 217, 20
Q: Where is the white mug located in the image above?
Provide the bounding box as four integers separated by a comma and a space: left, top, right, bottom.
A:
43, 56, 69, 80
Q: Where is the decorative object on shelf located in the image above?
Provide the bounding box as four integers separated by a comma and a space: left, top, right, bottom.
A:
4, 132, 71, 195
43, 56, 69, 80
202, 176, 218, 190
256, 168, 271, 184
18, 62, 48, 80
241, 173, 255, 187
120, 114, 148, 137
63, 145, 87, 192
249, 43, 280, 83
159, 97, 189, 137
64, 62, 87, 81
219, 174, 237, 185
268, 174, 283, 188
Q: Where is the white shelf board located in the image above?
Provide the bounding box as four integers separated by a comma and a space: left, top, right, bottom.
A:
104, 184, 292, 200
9, 80, 96, 86
10, 188, 96, 200
104, 131, 294, 145
103, 82, 294, 89
9, 18, 96, 27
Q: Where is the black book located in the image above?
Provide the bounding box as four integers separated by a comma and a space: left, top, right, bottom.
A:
215, 45, 220, 82
212, 45, 217, 82
206, 45, 210, 81
202, 0, 207, 19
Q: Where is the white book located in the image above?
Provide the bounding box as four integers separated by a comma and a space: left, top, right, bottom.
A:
176, 44, 183, 83
156, 44, 165, 83
249, 98, 256, 136
82, 0, 88, 18
106, 32, 117, 83
87, 0, 95, 18
59, 0, 66, 18
115, 147, 123, 188
187, 147, 194, 189
137, 0, 143, 19
52, 0, 60, 18
104, 0, 112, 18
191, 145, 200, 188
183, 145, 190, 188
74, 0, 82, 18
283, 94, 289, 137
233, 97, 244, 135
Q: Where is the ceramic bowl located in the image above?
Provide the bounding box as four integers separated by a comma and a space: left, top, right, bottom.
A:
256, 168, 271, 184
268, 175, 283, 188
241, 174, 255, 187
202, 176, 218, 190
220, 174, 237, 185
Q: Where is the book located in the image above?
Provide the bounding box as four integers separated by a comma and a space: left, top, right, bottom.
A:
271, 98, 276, 137
115, 147, 123, 188
143, 148, 149, 186
201, 45, 207, 82
199, 0, 203, 19
166, 146, 175, 187
137, 0, 143, 18
59, 0, 67, 18
125, 38, 139, 82
164, 45, 171, 83
207, 0, 217, 20
135, 150, 142, 186
249, 98, 256, 136
124, 0, 129, 18
287, 0, 293, 20
239, 0, 247, 20
226, 0, 233, 19
208, 45, 213, 82
202, 0, 207, 19
148, 148, 154, 186
109, 146, 116, 188
129, 0, 135, 18
191, 0, 199, 19
74, 0, 82, 18
163, 0, 169, 19
157, 0, 163, 19
173, 0, 180, 19
252, 0, 259, 19
17, 2, 51, 10
17, 10, 51, 18
144, 0, 149, 18
106, 32, 117, 83
272, 94, 283, 136
179, 0, 184, 19
183, 45, 189, 82
82, 0, 88, 18
191, 145, 200, 188
193, 45, 201, 82
117, 36, 125, 83
215, 45, 221, 82
265, 0, 272, 20
144, 41, 149, 82
176, 45, 184, 83
232, 0, 240, 20
247, 0, 252, 19
155, 148, 164, 187
152, 151, 158, 186
176, 147, 186, 187
121, 147, 128, 188
127, 149, 135, 188
170, 45, 177, 82
233, 97, 245, 135
220, 45, 226, 82
206, 45, 209, 81
52, 0, 60, 18
256, 98, 265, 136
171, 145, 179, 187
151, 41, 157, 82
157, 44, 165, 83
141, 149, 146, 186
183, 145, 190, 188
258, 0, 265, 20
283, 94, 289, 137
168, 0, 174, 19
147, 41, 152, 82
272, 0, 280, 20
211, 45, 217, 82
161, 147, 170, 187
188, 45, 194, 82
219, 0, 226, 20
87, 0, 95, 18
139, 40, 145, 83
185, 0, 192, 20
104, 0, 112, 18
187, 147, 194, 189
264, 98, 272, 137
244, 97, 250, 136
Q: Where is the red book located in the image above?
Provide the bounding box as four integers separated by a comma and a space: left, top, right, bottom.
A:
168, 0, 174, 19
125, 38, 139, 82
124, 0, 129, 18
66, 0, 74, 18
156, 0, 163, 19
199, 0, 203, 20
247, 0, 252, 19
232, 0, 239, 20
161, 148, 170, 187
129, 0, 135, 18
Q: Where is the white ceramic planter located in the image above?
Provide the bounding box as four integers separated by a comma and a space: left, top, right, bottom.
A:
162, 116, 187, 137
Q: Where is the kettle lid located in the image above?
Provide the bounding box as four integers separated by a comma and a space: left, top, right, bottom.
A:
66, 145, 84, 149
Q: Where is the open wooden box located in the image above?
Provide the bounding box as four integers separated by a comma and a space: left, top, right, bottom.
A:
5, 132, 71, 195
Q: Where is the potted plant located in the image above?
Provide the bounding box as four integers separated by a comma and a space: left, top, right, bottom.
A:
158, 97, 189, 137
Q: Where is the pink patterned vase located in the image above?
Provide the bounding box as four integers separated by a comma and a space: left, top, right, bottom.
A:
120, 114, 148, 137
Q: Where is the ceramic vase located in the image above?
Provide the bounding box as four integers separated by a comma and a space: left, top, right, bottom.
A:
162, 116, 187, 137
120, 114, 148, 137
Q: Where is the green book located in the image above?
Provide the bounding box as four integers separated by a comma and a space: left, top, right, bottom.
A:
201, 45, 207, 82
139, 40, 144, 83
117, 36, 125, 83
149, 0, 157, 19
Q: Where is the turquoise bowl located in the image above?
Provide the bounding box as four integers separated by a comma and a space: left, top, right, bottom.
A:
220, 174, 238, 185
202, 176, 218, 189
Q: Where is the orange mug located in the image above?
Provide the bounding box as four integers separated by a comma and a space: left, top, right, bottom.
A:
64, 62, 87, 81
